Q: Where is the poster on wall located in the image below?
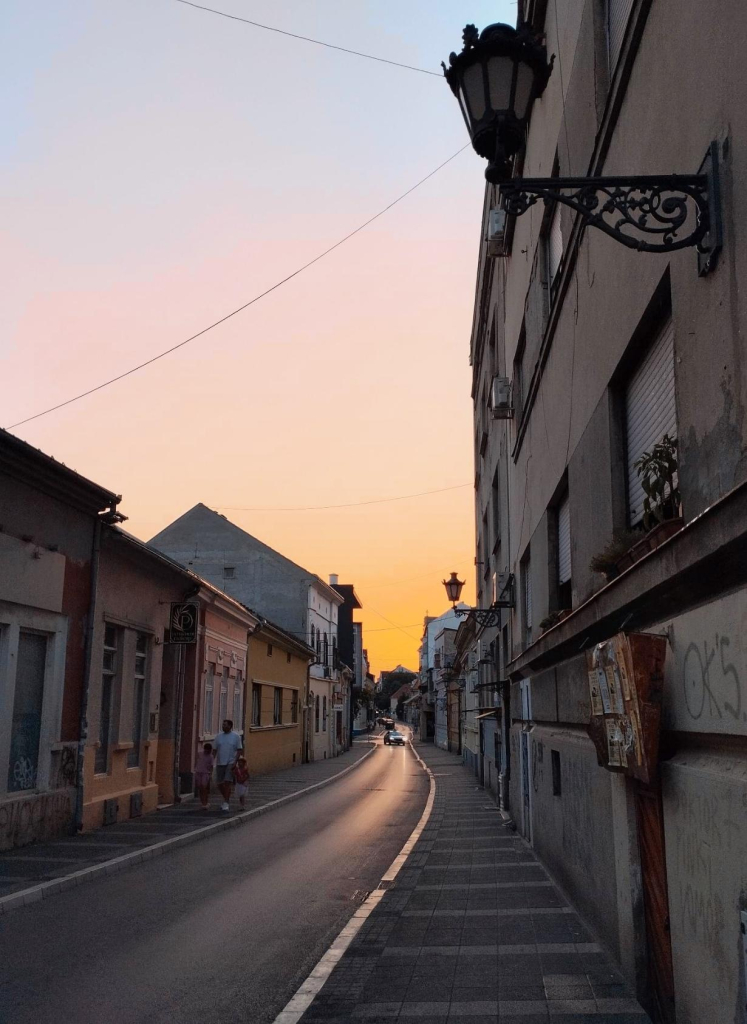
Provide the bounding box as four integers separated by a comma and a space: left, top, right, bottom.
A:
586, 631, 666, 783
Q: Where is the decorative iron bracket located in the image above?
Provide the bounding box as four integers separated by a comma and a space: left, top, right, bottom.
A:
500, 142, 722, 267
455, 606, 503, 628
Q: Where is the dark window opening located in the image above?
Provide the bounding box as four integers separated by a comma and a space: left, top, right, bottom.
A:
551, 750, 561, 796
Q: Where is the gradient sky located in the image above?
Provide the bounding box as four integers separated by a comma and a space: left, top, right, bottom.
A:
2, 0, 513, 673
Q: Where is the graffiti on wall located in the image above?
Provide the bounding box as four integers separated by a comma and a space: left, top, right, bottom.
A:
657, 596, 747, 735
0, 791, 72, 852
667, 773, 746, 986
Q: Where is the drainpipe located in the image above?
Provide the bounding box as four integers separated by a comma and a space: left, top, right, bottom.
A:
74, 515, 102, 833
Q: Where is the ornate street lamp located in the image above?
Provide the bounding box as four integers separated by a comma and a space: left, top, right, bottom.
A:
442, 571, 514, 630
442, 23, 552, 185
443, 572, 465, 607
443, 23, 722, 267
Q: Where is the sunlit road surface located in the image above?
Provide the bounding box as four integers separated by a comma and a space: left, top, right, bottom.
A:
0, 733, 428, 1024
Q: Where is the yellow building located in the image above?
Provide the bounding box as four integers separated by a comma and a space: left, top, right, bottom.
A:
244, 620, 314, 774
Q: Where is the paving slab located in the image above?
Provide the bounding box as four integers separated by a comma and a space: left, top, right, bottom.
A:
294, 741, 652, 1024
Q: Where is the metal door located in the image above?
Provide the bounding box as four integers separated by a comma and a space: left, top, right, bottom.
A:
634, 779, 676, 1023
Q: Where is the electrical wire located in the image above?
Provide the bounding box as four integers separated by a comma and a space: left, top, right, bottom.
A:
6, 144, 470, 431
171, 0, 442, 76
213, 483, 470, 512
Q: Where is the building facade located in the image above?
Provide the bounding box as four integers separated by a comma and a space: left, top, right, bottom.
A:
149, 504, 347, 761
0, 430, 121, 849
466, 1, 747, 1021
245, 620, 313, 774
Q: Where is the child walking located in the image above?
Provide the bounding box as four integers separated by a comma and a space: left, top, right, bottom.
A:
233, 756, 250, 809
194, 742, 214, 809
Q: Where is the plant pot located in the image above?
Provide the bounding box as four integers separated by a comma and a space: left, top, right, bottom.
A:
616, 517, 684, 573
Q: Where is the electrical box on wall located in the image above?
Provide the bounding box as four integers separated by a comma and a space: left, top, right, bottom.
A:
486, 208, 508, 257
491, 376, 513, 418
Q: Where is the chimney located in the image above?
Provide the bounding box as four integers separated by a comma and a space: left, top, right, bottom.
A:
329, 574, 339, 585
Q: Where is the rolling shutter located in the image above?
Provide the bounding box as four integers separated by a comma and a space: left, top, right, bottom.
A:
608, 0, 635, 74
558, 494, 571, 584
548, 204, 563, 284
626, 320, 676, 525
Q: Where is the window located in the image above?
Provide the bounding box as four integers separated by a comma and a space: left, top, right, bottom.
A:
607, 0, 634, 75
7, 631, 47, 792
219, 667, 228, 725
315, 694, 320, 733
286, 652, 292, 664
291, 690, 299, 724
204, 663, 214, 736
233, 671, 243, 730
127, 633, 147, 768
310, 624, 315, 648
551, 749, 562, 796
273, 687, 283, 726
546, 203, 563, 289
223, 566, 235, 579
322, 632, 329, 666
625, 320, 676, 526
322, 696, 328, 732
513, 330, 526, 424
491, 470, 501, 553
332, 637, 337, 668
96, 624, 118, 774
522, 554, 533, 645
557, 493, 572, 610
481, 511, 490, 582
251, 684, 261, 726
267, 643, 273, 658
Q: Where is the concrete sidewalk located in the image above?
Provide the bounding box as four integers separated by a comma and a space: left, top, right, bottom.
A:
295, 741, 651, 1023
0, 738, 375, 912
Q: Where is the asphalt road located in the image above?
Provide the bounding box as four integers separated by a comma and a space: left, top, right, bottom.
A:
0, 736, 428, 1024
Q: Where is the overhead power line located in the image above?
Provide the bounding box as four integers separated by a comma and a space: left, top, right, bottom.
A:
7, 144, 469, 431
171, 0, 442, 76
213, 483, 471, 512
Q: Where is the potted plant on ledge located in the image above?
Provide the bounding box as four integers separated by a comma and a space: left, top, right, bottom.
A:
590, 435, 683, 580
632, 433, 683, 552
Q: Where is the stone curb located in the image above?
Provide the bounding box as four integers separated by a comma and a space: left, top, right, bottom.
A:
0, 743, 377, 917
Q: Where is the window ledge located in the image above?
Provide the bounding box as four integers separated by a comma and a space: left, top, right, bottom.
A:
508, 478, 747, 679
249, 723, 299, 732
113, 742, 134, 751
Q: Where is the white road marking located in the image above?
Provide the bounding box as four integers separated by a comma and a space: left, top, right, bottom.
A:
271, 729, 436, 1024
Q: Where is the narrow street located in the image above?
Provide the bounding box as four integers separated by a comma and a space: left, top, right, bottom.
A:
0, 738, 428, 1024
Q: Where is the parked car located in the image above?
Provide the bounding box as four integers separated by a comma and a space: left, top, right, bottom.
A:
385, 730, 406, 746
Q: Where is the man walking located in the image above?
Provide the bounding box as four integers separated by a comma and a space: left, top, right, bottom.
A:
213, 719, 243, 812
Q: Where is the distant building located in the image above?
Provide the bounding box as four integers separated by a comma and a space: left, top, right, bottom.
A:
149, 504, 346, 761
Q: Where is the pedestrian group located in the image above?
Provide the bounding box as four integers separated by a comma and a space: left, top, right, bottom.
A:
194, 719, 248, 812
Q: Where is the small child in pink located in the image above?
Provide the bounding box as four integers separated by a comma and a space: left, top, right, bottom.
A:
194, 742, 214, 809
233, 756, 250, 809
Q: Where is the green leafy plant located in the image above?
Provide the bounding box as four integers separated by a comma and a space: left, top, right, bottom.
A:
633, 433, 680, 529
589, 528, 641, 578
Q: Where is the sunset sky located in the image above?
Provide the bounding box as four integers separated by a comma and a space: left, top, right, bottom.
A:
2, 0, 512, 673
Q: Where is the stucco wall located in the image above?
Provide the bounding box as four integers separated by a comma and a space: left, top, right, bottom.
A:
245, 634, 305, 774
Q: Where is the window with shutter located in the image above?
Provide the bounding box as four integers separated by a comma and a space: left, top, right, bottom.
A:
626, 321, 677, 525
523, 556, 533, 640
608, 0, 635, 75
558, 495, 571, 585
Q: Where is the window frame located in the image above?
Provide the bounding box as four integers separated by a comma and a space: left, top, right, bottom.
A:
127, 632, 148, 769
273, 687, 283, 726
251, 683, 262, 727
96, 623, 120, 775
